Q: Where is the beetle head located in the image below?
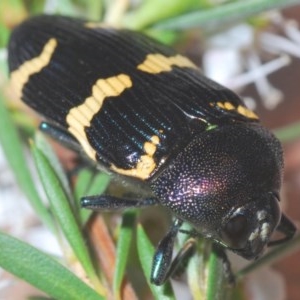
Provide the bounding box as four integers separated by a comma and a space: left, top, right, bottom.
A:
218, 194, 281, 258
151, 123, 283, 259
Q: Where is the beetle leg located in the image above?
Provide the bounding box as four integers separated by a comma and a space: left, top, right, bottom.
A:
268, 213, 296, 246
168, 238, 196, 280
39, 121, 81, 152
81, 195, 159, 210
179, 228, 198, 237
151, 218, 183, 285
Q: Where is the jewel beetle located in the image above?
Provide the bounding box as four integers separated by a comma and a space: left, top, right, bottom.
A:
8, 15, 296, 285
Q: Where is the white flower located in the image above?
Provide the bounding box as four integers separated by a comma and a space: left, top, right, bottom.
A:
203, 11, 300, 110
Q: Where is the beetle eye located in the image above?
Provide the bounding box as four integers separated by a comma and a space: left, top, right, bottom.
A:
221, 215, 249, 249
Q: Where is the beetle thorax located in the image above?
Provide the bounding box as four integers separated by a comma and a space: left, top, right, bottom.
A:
151, 123, 283, 238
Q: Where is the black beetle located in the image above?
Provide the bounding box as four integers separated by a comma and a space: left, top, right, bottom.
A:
8, 15, 296, 285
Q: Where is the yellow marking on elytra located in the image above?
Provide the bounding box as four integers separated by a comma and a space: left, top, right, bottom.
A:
216, 101, 258, 120
10, 38, 57, 99
224, 102, 235, 110
216, 102, 225, 109
137, 54, 197, 74
111, 135, 160, 180
66, 74, 132, 161
237, 105, 259, 119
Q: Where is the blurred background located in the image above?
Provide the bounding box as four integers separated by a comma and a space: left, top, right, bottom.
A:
0, 1, 300, 299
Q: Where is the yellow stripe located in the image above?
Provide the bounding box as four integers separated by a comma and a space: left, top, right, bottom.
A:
237, 105, 258, 119
137, 54, 197, 74
217, 102, 225, 109
216, 101, 259, 120
224, 102, 235, 110
66, 74, 132, 160
10, 38, 58, 99
111, 135, 160, 180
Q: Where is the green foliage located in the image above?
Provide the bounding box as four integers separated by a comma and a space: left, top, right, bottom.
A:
0, 232, 103, 300
137, 224, 175, 300
113, 210, 137, 299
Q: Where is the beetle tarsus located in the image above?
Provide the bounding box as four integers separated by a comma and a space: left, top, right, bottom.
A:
151, 219, 183, 285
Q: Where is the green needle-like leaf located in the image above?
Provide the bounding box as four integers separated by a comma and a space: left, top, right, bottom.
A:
0, 93, 54, 231
187, 245, 206, 300
0, 232, 103, 300
35, 132, 73, 204
75, 168, 95, 201
206, 250, 231, 300
86, 172, 110, 196
137, 224, 175, 300
154, 0, 300, 30
113, 210, 137, 299
31, 141, 105, 295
